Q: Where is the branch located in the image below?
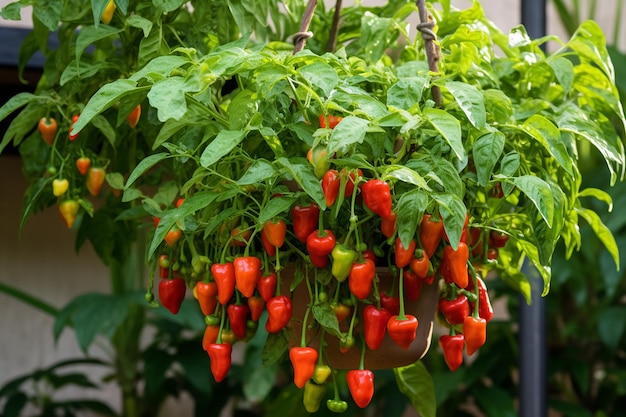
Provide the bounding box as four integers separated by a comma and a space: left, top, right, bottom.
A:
327, 0, 343, 52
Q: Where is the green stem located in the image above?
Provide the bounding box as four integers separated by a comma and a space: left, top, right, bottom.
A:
0, 281, 59, 316
300, 306, 312, 347
358, 336, 366, 370
397, 268, 407, 320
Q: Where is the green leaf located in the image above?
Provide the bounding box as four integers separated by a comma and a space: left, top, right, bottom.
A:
125, 153, 170, 189
91, 114, 116, 148
200, 130, 247, 168
0, 2, 23, 20
523, 114, 573, 175
393, 361, 436, 417
258, 196, 296, 225
275, 157, 326, 210
511, 175, 554, 227
327, 116, 369, 156
60, 60, 108, 86
387, 76, 428, 111
298, 61, 338, 97
32, 2, 61, 31
434, 193, 467, 249
548, 56, 574, 94
0, 92, 36, 123
474, 386, 517, 417
576, 207, 620, 270
75, 25, 123, 62
236, 159, 277, 185
578, 187, 613, 210
360, 11, 399, 63
312, 301, 342, 338
567, 20, 614, 80
130, 55, 190, 82
473, 131, 505, 186
423, 108, 464, 160
395, 189, 427, 249
445, 80, 486, 128
597, 306, 626, 351
126, 14, 153, 37
2, 392, 28, 417
147, 77, 194, 122
262, 332, 289, 367
383, 165, 431, 190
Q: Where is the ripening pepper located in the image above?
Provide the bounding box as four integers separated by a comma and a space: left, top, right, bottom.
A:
265, 295, 292, 333
303, 381, 327, 413
289, 346, 318, 388
348, 259, 376, 300
387, 314, 418, 349
52, 179, 69, 197
38, 117, 57, 145
248, 295, 265, 322
195, 281, 218, 316
312, 364, 332, 384
322, 169, 341, 207
227, 303, 250, 339
58, 200, 80, 228
319, 114, 343, 129
158, 277, 186, 314
68, 114, 80, 141
306, 229, 336, 268
394, 237, 416, 269
468, 275, 494, 322
100, 0, 116, 24
380, 292, 400, 316
257, 272, 277, 302
489, 230, 509, 248
260, 228, 276, 256
346, 369, 374, 408
331, 302, 352, 323
164, 227, 182, 247
381, 211, 397, 238
409, 249, 430, 279
207, 343, 232, 382
86, 167, 106, 197
361, 179, 392, 218
308, 145, 331, 178
220, 329, 237, 345
127, 104, 141, 128
233, 256, 261, 298
439, 334, 465, 371
363, 305, 391, 351
291, 203, 320, 242
403, 270, 422, 302
211, 262, 236, 305
76, 157, 91, 176
438, 294, 470, 325
331, 244, 357, 282
464, 315, 487, 355
442, 242, 470, 288
263, 219, 287, 248
419, 213, 444, 258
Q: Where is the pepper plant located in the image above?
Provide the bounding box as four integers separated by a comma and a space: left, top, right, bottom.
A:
1, 0, 625, 415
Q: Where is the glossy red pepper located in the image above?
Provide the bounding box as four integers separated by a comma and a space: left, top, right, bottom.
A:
257, 272, 277, 302
265, 295, 292, 333
319, 114, 343, 129
394, 237, 416, 269
489, 230, 509, 248
38, 117, 57, 145
233, 256, 261, 298
127, 104, 141, 128
306, 229, 336, 268
342, 168, 362, 197
158, 277, 186, 314
464, 316, 487, 355
361, 179, 393, 218
469, 227, 484, 257
363, 305, 391, 351
361, 249, 377, 264
348, 259, 375, 300
438, 294, 470, 325
207, 343, 232, 382
260, 228, 276, 256
248, 295, 265, 322
211, 262, 236, 305
68, 114, 80, 141
202, 325, 219, 350
419, 213, 444, 258
291, 203, 320, 242
442, 243, 470, 288
195, 281, 218, 316
346, 370, 374, 408
380, 292, 400, 316
403, 270, 422, 302
164, 227, 182, 247
387, 314, 418, 349
321, 169, 341, 207
263, 219, 287, 248
76, 156, 91, 176
468, 275, 494, 322
439, 334, 465, 371
381, 211, 397, 239
227, 303, 250, 339
409, 249, 430, 279
289, 346, 318, 388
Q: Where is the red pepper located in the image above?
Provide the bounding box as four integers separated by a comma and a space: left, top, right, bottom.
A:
403, 270, 422, 302
227, 303, 250, 339
202, 325, 219, 350
361, 249, 377, 264
127, 104, 141, 128
361, 179, 393, 218
289, 346, 318, 388
263, 219, 287, 248
380, 292, 400, 316
291, 203, 320, 242
207, 343, 232, 382
211, 262, 236, 305
164, 226, 182, 247
257, 272, 277, 302
387, 314, 418, 349
348, 259, 375, 300
230, 226, 251, 247
265, 295, 292, 333
381, 211, 397, 238
306, 229, 336, 268
409, 249, 430, 279
489, 230, 509, 248
438, 294, 470, 325
346, 370, 375, 408
76, 156, 91, 176
442, 243, 470, 288
86, 166, 106, 197
233, 256, 261, 298
321, 169, 341, 207
394, 237, 416, 269
439, 334, 464, 371
319, 114, 343, 129
248, 295, 265, 322
68, 114, 80, 141
195, 281, 218, 316
342, 168, 362, 197
467, 275, 494, 322
469, 227, 484, 257
38, 117, 57, 145
260, 228, 276, 256
419, 213, 444, 258
464, 316, 487, 355
158, 277, 186, 314
363, 305, 391, 351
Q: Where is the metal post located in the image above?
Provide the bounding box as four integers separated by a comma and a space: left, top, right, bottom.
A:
519, 3, 547, 416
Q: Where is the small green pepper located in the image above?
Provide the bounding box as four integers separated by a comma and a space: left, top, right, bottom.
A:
303, 381, 327, 413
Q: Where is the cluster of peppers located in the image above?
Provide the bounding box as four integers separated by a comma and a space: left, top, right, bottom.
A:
147, 115, 503, 412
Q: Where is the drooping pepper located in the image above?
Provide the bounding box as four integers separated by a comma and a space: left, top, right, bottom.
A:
419, 213, 444, 258
319, 114, 343, 129
312, 364, 332, 384
86, 166, 106, 197
342, 168, 362, 198
322, 169, 341, 207
292, 203, 321, 242
380, 292, 400, 316
327, 399, 348, 413
257, 272, 277, 302
164, 227, 182, 247
202, 325, 219, 350
263, 219, 287, 248
403, 270, 422, 302
489, 230, 509, 248
331, 302, 352, 323
158, 277, 186, 314
195, 281, 218, 316
38, 117, 58, 145
248, 295, 265, 322
346, 369, 375, 408
387, 314, 418, 349
265, 295, 292, 333
394, 237, 416, 269
464, 315, 487, 355
439, 334, 465, 371
363, 305, 391, 351
233, 256, 261, 298
303, 381, 327, 413
227, 303, 249, 339
438, 293, 470, 325
442, 242, 470, 288
211, 262, 236, 305
207, 343, 232, 382
306, 229, 336, 268
127, 103, 141, 128
331, 244, 357, 282
260, 228, 276, 256
468, 275, 494, 322
348, 258, 376, 300
409, 249, 430, 279
52, 179, 69, 197
289, 346, 318, 388
76, 156, 91, 176
380, 211, 397, 238
361, 179, 392, 218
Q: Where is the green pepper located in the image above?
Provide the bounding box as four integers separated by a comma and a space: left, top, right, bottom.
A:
312, 364, 332, 384
327, 399, 348, 413
303, 381, 327, 413
331, 244, 357, 282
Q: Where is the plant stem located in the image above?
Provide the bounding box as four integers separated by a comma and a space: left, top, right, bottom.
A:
416, 0, 442, 107
293, 0, 317, 54
327, 0, 343, 52
0, 281, 59, 316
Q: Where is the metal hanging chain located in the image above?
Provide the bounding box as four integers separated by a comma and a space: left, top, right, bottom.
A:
416, 0, 443, 107
293, 0, 318, 54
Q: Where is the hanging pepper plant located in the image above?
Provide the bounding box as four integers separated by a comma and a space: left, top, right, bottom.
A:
1, 0, 625, 414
